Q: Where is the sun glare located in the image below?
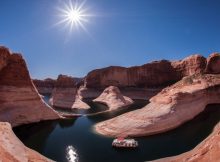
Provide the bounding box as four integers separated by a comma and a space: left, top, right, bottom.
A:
56, 0, 92, 32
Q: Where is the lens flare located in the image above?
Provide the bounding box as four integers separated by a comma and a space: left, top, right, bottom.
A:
56, 0, 92, 32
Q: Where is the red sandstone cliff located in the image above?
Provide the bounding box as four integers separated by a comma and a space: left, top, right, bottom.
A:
80, 54, 206, 100
0, 46, 60, 162
84, 55, 206, 89
0, 46, 60, 127
33, 78, 56, 94
50, 74, 90, 109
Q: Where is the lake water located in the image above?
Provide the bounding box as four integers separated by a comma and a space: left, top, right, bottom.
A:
14, 97, 220, 162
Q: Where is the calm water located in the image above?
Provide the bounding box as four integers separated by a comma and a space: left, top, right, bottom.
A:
14, 96, 220, 162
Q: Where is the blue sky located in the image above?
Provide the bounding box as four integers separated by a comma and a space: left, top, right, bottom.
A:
0, 0, 219, 79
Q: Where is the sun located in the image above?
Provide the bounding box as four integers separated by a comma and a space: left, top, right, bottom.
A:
56, 0, 91, 32
67, 10, 81, 22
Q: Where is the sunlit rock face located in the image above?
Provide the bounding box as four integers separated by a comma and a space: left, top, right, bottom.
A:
95, 73, 220, 137
172, 54, 207, 77
93, 86, 134, 110
82, 55, 207, 100
50, 75, 90, 109
0, 46, 60, 127
0, 122, 54, 162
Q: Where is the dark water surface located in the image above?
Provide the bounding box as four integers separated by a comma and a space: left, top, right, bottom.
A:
14, 97, 220, 162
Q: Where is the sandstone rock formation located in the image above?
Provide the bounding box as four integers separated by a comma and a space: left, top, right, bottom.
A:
154, 122, 220, 162
33, 77, 83, 95
206, 52, 220, 74
82, 54, 206, 100
0, 46, 60, 127
33, 78, 56, 94
50, 74, 90, 109
95, 74, 220, 137
171, 54, 206, 77
93, 86, 134, 110
0, 122, 54, 162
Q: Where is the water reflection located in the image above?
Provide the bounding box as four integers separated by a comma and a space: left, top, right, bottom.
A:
66, 145, 79, 162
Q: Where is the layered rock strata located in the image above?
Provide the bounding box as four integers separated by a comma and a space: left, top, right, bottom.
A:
93, 86, 134, 110
95, 74, 220, 137
33, 78, 56, 95
33, 77, 83, 95
0, 46, 60, 127
81, 55, 206, 99
50, 75, 90, 109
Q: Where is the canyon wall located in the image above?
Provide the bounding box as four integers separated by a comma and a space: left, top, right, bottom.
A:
0, 46, 60, 161
0, 46, 60, 127
50, 74, 90, 109
33, 78, 56, 95
33, 77, 82, 95
81, 54, 206, 100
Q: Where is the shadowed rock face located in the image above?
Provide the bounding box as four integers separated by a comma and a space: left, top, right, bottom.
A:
93, 86, 134, 110
50, 75, 90, 109
0, 46, 60, 127
33, 78, 56, 94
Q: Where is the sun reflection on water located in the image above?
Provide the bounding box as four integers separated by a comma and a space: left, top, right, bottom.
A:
66, 145, 79, 162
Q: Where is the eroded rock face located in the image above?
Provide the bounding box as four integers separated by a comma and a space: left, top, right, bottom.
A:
82, 55, 207, 100
85, 61, 180, 89
172, 54, 207, 77
95, 74, 220, 137
50, 75, 90, 109
0, 47, 60, 127
206, 53, 220, 74
93, 86, 134, 110
33, 78, 56, 94
0, 122, 53, 162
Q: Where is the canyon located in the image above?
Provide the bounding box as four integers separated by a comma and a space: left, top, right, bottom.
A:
1, 45, 220, 162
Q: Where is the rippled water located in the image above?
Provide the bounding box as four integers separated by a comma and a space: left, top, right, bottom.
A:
14, 96, 220, 162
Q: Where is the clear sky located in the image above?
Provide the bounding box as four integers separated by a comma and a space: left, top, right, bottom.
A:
0, 0, 219, 79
